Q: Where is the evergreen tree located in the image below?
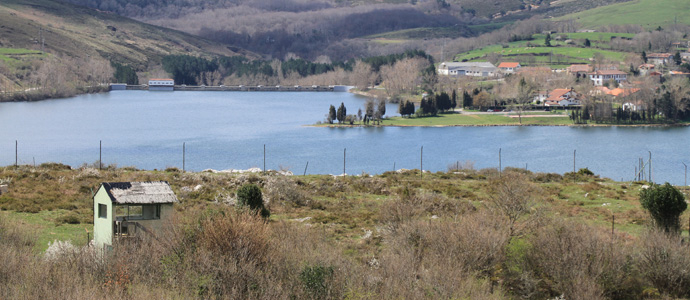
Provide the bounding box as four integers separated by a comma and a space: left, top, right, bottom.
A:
545, 33, 552, 47
237, 184, 270, 218
365, 99, 375, 124
674, 51, 682, 65
377, 99, 386, 120
640, 183, 686, 233
584, 38, 591, 47
451, 90, 457, 111
463, 90, 473, 108
336, 102, 346, 124
328, 105, 336, 124
112, 62, 139, 85
582, 106, 590, 121
630, 63, 639, 76
642, 51, 648, 63
405, 101, 415, 117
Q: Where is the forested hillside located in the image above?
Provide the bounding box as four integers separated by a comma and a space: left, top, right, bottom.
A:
55, 0, 632, 60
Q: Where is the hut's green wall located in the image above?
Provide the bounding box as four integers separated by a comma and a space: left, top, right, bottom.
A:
93, 186, 113, 249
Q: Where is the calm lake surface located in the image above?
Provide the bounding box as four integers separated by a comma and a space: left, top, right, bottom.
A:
1, 90, 688, 185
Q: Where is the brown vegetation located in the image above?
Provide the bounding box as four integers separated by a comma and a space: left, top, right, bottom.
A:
1, 165, 689, 299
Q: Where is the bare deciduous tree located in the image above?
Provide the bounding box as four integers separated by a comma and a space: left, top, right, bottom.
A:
488, 171, 539, 236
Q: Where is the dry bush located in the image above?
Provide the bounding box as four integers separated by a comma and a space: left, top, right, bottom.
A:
488, 171, 541, 237
270, 222, 355, 300
532, 172, 563, 183
264, 176, 311, 206
376, 210, 509, 299
522, 219, 640, 300
308, 176, 349, 198
380, 187, 475, 232
349, 176, 389, 195
638, 229, 690, 298
446, 160, 475, 172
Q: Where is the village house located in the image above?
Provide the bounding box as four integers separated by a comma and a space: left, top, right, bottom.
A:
638, 64, 655, 76
544, 88, 580, 106
566, 64, 591, 78
532, 90, 549, 104
148, 78, 174, 91
93, 181, 179, 250
437, 62, 498, 77
497, 62, 521, 74
588, 70, 627, 86
647, 53, 673, 65
595, 86, 640, 98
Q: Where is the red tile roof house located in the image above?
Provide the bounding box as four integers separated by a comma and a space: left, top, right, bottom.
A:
497, 62, 521, 74
588, 70, 627, 86
567, 64, 591, 78
647, 53, 673, 65
544, 88, 581, 106
638, 63, 655, 76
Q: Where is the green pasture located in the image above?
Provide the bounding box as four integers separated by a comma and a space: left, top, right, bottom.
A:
555, 0, 690, 29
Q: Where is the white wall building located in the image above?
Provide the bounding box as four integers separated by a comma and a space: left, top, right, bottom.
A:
437, 62, 498, 77
148, 78, 174, 91
588, 70, 627, 86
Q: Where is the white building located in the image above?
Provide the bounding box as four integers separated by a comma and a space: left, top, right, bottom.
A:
497, 62, 521, 74
148, 78, 174, 91
437, 62, 498, 77
588, 70, 627, 86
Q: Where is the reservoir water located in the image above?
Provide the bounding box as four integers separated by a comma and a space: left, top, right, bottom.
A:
1, 90, 688, 185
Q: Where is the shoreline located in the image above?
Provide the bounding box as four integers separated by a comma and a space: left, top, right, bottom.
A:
309, 123, 690, 128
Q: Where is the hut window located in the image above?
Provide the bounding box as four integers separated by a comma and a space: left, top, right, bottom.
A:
142, 205, 161, 219
98, 204, 107, 219
114, 204, 160, 220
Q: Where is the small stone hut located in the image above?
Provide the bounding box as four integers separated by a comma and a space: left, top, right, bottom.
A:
93, 181, 178, 250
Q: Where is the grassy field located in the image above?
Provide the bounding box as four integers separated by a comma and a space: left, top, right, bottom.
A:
556, 0, 690, 29
379, 112, 574, 126
364, 26, 470, 42
454, 34, 630, 67
0, 47, 44, 62
0, 210, 89, 252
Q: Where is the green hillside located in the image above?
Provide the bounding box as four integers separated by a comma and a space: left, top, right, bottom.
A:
0, 0, 252, 70
556, 0, 690, 29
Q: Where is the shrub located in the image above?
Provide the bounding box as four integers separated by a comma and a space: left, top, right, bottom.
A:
640, 183, 686, 233
639, 229, 690, 297
55, 212, 81, 225
236, 183, 270, 218
300, 263, 334, 299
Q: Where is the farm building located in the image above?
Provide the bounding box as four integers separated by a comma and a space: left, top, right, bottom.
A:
646, 53, 673, 66
93, 181, 178, 250
588, 70, 627, 86
497, 62, 521, 74
148, 78, 174, 91
437, 62, 498, 77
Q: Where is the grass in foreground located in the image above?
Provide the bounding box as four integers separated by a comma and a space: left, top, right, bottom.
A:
4, 164, 690, 299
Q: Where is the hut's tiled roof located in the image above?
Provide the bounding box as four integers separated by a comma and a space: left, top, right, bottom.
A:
101, 181, 178, 204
